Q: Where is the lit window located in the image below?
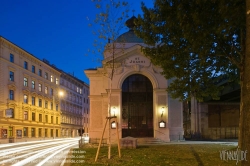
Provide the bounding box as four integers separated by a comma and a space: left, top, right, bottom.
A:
39, 69, 42, 76
24, 77, 28, 87
39, 84, 42, 91
9, 71, 14, 81
80, 89, 82, 94
24, 111, 28, 120
45, 86, 48, 94
51, 75, 53, 82
24, 61, 28, 69
45, 72, 48, 79
24, 94, 28, 103
6, 108, 14, 118
32, 81, 35, 89
10, 54, 14, 63
56, 78, 59, 84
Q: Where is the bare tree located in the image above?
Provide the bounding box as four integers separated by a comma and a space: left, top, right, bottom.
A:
88, 0, 130, 160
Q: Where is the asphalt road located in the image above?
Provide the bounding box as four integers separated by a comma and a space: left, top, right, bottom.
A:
0, 138, 81, 166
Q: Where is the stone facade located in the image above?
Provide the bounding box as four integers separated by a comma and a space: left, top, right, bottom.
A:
0, 37, 61, 143
85, 33, 183, 142
59, 72, 89, 137
0, 36, 89, 143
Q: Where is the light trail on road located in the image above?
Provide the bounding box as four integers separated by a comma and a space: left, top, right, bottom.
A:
0, 138, 80, 166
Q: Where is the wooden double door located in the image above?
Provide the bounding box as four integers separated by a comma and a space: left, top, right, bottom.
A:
121, 74, 153, 137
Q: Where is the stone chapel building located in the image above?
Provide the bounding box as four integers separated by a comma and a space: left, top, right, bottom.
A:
84, 17, 183, 143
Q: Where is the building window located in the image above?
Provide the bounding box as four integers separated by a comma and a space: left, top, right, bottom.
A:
51, 102, 53, 110
39, 99, 42, 107
6, 108, 14, 118
32, 96, 35, 105
31, 128, 35, 137
9, 71, 14, 81
8, 126, 13, 137
80, 88, 82, 94
45, 129, 48, 137
50, 88, 53, 96
24, 111, 28, 120
39, 83, 42, 91
39, 69, 42, 76
45, 72, 48, 79
45, 115, 48, 123
24, 77, 28, 87
23, 127, 28, 137
39, 128, 42, 137
39, 114, 42, 122
51, 129, 53, 137
56, 78, 59, 84
32, 81, 35, 89
24, 61, 28, 69
23, 94, 28, 103
32, 65, 35, 73
51, 116, 53, 123
56, 129, 58, 137
32, 112, 35, 121
56, 104, 58, 111
45, 101, 48, 109
10, 54, 14, 62
56, 117, 58, 124
51, 75, 53, 82
9, 90, 14, 100
45, 86, 48, 94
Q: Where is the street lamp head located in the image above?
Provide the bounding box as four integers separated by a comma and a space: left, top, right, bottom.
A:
59, 91, 64, 97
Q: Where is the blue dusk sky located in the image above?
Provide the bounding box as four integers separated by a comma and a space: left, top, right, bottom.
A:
0, 0, 153, 84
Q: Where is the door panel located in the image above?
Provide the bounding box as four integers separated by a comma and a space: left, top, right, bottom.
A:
122, 74, 153, 138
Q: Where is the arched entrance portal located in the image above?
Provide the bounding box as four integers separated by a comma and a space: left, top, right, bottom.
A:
121, 74, 153, 137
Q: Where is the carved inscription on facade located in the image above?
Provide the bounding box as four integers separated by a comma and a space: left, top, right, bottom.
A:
129, 57, 145, 64
125, 56, 150, 66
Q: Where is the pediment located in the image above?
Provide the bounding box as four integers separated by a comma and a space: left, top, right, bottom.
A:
103, 44, 151, 68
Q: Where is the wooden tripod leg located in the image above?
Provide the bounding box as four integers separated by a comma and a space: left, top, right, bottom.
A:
115, 118, 121, 157
95, 118, 108, 162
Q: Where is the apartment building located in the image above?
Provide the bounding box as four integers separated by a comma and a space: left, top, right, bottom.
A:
0, 36, 62, 143
59, 71, 89, 137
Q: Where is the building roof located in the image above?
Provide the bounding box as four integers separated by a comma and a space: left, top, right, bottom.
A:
115, 16, 144, 43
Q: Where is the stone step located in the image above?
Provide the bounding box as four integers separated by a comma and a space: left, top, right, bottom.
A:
137, 137, 167, 145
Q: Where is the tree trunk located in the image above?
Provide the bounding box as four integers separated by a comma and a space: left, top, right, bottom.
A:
239, 0, 250, 165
